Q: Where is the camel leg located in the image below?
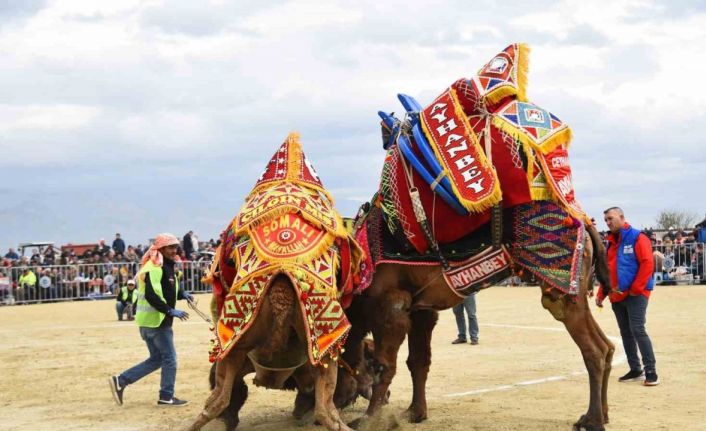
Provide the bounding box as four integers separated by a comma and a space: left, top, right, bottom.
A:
405, 309, 438, 423
314, 358, 353, 431
212, 359, 253, 431
204, 358, 228, 407
366, 289, 412, 416
292, 363, 316, 420
183, 348, 248, 431
541, 289, 606, 431
586, 311, 615, 424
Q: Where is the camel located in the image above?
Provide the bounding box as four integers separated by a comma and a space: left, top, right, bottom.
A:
185, 133, 370, 431
339, 223, 615, 431
184, 274, 352, 431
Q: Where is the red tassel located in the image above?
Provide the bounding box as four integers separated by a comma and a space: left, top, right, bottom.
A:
563, 216, 574, 227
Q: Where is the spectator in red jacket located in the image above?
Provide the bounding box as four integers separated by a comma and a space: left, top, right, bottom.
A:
596, 207, 659, 386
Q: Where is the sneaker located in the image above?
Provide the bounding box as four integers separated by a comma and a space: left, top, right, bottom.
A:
451, 338, 467, 345
470, 339, 479, 345
618, 369, 644, 382
158, 397, 188, 406
108, 375, 124, 406
644, 372, 660, 386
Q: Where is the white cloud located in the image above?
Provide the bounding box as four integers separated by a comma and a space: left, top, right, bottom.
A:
0, 0, 705, 246
0, 104, 100, 132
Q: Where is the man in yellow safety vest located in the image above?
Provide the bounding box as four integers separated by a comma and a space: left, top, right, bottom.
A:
108, 233, 193, 406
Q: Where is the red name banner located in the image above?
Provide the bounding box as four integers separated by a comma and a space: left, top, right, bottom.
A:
420, 89, 501, 212
535, 146, 588, 224
443, 246, 511, 296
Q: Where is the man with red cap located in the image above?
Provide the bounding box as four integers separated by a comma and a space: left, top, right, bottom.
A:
109, 233, 194, 406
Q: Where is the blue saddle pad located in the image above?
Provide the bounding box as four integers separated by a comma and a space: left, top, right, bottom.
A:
379, 106, 468, 215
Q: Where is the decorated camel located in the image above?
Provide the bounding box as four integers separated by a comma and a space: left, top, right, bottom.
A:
184, 133, 367, 431
337, 43, 615, 431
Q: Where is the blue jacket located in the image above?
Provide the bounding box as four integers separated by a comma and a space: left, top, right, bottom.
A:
616, 225, 654, 292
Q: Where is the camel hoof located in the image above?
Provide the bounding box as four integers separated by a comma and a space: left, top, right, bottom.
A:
405, 404, 427, 423
337, 420, 355, 431
292, 392, 315, 420
572, 421, 605, 431
347, 416, 365, 430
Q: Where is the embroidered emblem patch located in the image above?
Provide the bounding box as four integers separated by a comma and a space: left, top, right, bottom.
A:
250, 213, 328, 262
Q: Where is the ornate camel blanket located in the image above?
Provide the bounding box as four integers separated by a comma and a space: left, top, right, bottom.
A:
207, 133, 362, 366
377, 42, 589, 255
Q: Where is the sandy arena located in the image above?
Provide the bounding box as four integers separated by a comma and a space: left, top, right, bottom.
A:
1, 285, 704, 431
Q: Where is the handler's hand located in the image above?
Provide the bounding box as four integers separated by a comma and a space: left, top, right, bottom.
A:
168, 309, 190, 321
595, 297, 604, 308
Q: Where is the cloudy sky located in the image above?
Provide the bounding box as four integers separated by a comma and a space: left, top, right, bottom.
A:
1, 0, 705, 251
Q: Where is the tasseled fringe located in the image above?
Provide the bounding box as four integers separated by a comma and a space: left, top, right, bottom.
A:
491, 115, 573, 155
484, 85, 517, 107
530, 187, 555, 201
480, 42, 530, 106
233, 203, 347, 240
201, 244, 222, 285
516, 43, 530, 102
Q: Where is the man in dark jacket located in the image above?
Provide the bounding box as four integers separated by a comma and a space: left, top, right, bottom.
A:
113, 233, 126, 255
596, 207, 659, 386
182, 231, 194, 260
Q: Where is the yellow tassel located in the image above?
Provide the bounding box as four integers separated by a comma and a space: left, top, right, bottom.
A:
484, 85, 517, 107
530, 187, 555, 201
285, 132, 302, 183
201, 245, 223, 285
234, 191, 346, 240
491, 115, 573, 155
516, 43, 530, 102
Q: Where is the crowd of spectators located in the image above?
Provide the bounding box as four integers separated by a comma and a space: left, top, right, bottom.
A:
644, 228, 705, 284
0, 232, 220, 304
584, 219, 705, 286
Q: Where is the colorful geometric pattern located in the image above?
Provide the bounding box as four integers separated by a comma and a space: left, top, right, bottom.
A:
470, 43, 529, 106
419, 88, 501, 213
492, 99, 573, 155
250, 132, 332, 203
215, 269, 351, 365
374, 42, 594, 262
510, 201, 586, 295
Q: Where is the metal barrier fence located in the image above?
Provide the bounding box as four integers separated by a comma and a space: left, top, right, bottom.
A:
1, 242, 704, 305
653, 242, 705, 285
0, 260, 214, 305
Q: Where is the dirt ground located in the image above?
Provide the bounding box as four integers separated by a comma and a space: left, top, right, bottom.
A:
1, 285, 704, 431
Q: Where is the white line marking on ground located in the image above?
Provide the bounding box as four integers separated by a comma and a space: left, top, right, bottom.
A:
442, 322, 625, 398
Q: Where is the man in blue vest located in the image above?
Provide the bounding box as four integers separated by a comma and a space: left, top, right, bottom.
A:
108, 233, 194, 406
596, 207, 659, 386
